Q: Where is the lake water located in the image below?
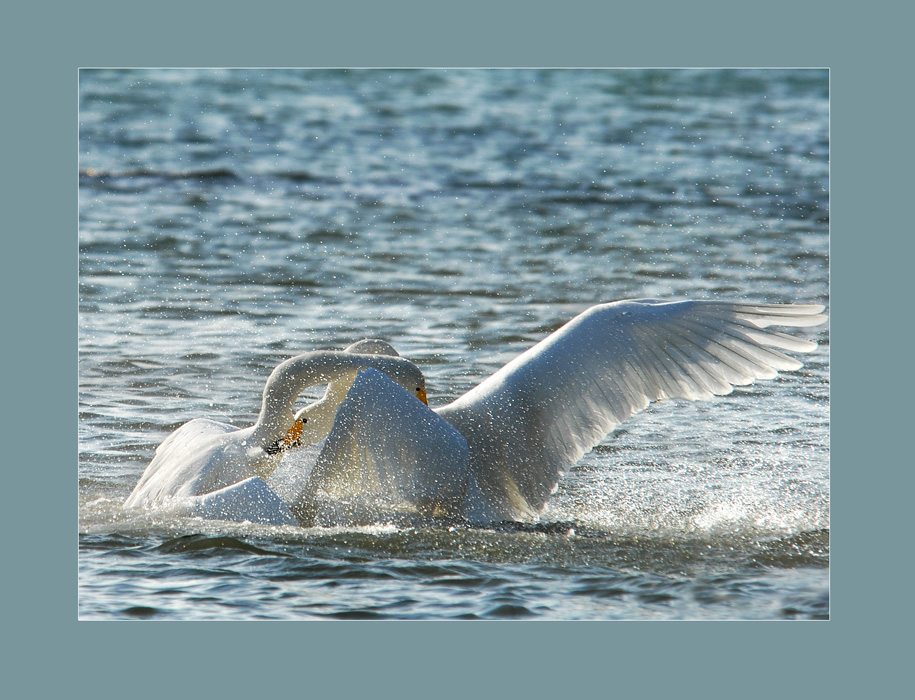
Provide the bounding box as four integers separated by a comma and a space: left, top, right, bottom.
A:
78, 68, 829, 620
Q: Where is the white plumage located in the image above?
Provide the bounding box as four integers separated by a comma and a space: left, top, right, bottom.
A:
123, 350, 428, 517
294, 299, 827, 525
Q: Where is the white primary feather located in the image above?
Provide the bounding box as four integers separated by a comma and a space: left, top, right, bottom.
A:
435, 299, 826, 521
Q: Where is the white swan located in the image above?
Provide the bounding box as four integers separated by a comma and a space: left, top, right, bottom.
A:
291, 299, 827, 526
123, 350, 428, 515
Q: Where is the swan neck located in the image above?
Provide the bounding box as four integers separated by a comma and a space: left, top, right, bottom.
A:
250, 351, 415, 446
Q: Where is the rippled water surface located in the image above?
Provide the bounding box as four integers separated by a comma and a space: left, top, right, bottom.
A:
79, 68, 829, 620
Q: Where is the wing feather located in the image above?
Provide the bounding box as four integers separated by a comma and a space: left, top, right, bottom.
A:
437, 299, 826, 521
123, 418, 241, 507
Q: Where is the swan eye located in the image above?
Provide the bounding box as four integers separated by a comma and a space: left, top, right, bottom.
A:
302, 417, 308, 424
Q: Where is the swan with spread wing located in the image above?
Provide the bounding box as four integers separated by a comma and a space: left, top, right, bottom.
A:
292, 299, 827, 526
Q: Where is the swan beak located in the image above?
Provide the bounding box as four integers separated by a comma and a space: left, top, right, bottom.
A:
416, 387, 428, 405
282, 419, 305, 448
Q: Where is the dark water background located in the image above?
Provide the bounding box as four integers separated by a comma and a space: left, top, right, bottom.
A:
79, 68, 828, 620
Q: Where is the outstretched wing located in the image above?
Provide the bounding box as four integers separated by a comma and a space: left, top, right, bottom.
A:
437, 299, 827, 521
290, 368, 469, 525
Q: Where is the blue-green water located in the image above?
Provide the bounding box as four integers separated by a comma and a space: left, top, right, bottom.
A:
79, 68, 828, 620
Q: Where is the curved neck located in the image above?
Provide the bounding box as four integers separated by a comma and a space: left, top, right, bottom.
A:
249, 351, 419, 447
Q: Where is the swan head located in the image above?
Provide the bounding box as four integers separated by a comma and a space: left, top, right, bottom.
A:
341, 339, 427, 404
343, 345, 428, 406
264, 416, 307, 455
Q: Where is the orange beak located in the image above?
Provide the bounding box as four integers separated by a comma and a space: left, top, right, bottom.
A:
416, 387, 428, 405
281, 418, 305, 449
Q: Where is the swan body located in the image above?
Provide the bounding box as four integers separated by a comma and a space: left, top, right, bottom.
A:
123, 350, 428, 511
289, 368, 470, 525
182, 477, 299, 526
294, 299, 827, 525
